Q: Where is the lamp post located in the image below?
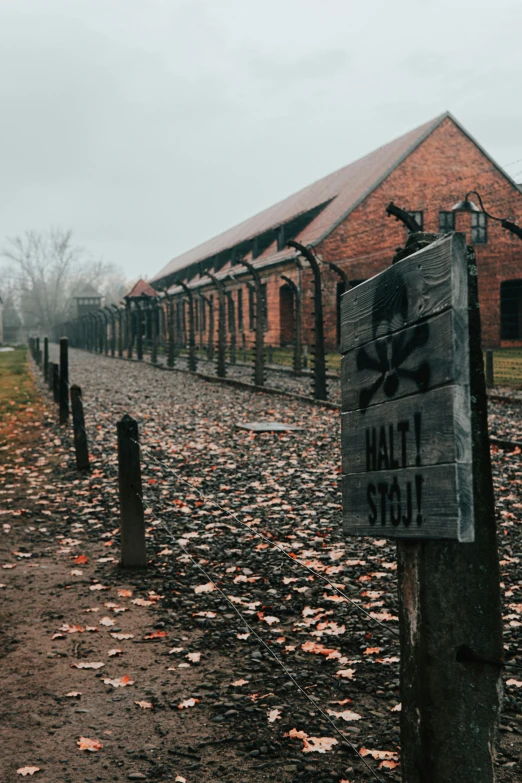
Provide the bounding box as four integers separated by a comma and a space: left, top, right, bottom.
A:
452, 190, 522, 240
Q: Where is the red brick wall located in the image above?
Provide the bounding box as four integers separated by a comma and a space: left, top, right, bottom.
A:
190, 117, 522, 352
316, 117, 522, 349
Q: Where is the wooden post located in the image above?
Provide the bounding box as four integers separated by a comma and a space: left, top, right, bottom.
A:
341, 233, 502, 782
70, 385, 90, 471
117, 414, 147, 568
398, 242, 502, 782
281, 273, 302, 375
43, 337, 49, 381
225, 290, 236, 365
287, 240, 327, 400
35, 337, 41, 366
150, 299, 158, 365
136, 301, 143, 361
208, 274, 226, 377
52, 363, 60, 403
242, 263, 265, 387
59, 337, 69, 425
177, 282, 197, 372
485, 349, 494, 388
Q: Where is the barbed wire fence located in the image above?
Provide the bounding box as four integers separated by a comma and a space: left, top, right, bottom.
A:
27, 343, 404, 781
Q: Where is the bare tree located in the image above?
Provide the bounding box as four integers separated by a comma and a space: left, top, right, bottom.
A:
1, 228, 117, 330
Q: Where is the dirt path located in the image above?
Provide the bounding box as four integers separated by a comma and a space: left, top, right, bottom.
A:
1, 349, 522, 782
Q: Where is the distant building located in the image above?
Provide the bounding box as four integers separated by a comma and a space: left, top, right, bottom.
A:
150, 112, 522, 348
74, 283, 102, 319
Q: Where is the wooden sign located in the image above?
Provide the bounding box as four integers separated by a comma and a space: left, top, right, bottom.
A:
340, 233, 473, 541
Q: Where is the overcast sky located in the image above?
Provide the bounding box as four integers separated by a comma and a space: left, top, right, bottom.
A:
1, 0, 521, 281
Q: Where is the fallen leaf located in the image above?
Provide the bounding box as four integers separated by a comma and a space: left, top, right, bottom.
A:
186, 652, 201, 662
194, 582, 215, 594
117, 589, 132, 597
268, 708, 281, 723
16, 767, 41, 776
360, 747, 399, 760
231, 679, 249, 686
69, 569, 83, 576
175, 776, 187, 783
335, 669, 356, 679
74, 555, 88, 564
506, 679, 522, 688
110, 633, 134, 640
72, 662, 104, 669
103, 675, 135, 688
89, 584, 108, 592
302, 736, 338, 754
135, 700, 153, 709
391, 703, 402, 712
380, 760, 400, 769
131, 598, 154, 606
99, 617, 115, 627
59, 624, 84, 634
236, 632, 250, 640
51, 633, 65, 640
178, 698, 199, 709
192, 611, 216, 618
263, 615, 280, 625
169, 647, 184, 654
327, 709, 362, 722
302, 641, 337, 656
143, 631, 168, 640
65, 691, 82, 697
77, 737, 103, 752
108, 649, 122, 657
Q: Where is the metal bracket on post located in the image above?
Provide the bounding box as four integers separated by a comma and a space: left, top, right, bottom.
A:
287, 241, 328, 400
117, 414, 147, 568
207, 274, 226, 377
240, 260, 265, 387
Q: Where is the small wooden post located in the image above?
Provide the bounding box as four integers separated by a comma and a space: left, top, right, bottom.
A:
117, 414, 147, 568
52, 363, 60, 402
70, 385, 90, 471
485, 349, 494, 388
35, 336, 41, 366
59, 337, 69, 425
43, 337, 49, 381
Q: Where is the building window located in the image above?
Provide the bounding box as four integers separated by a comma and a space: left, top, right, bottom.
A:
501, 281, 522, 339
439, 211, 455, 234
276, 226, 285, 251
471, 212, 487, 244
237, 289, 243, 331
408, 211, 423, 231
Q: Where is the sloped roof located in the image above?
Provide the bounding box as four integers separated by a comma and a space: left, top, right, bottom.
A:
124, 279, 158, 298
75, 282, 101, 298
152, 112, 450, 284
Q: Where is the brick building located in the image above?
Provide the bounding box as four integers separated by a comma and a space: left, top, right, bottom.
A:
151, 112, 522, 349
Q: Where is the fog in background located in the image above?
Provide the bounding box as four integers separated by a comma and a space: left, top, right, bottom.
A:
1, 0, 521, 279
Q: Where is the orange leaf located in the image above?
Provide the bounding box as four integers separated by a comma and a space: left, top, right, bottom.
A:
77, 737, 103, 752
135, 700, 153, 709
143, 631, 167, 640
16, 767, 41, 776
74, 555, 88, 565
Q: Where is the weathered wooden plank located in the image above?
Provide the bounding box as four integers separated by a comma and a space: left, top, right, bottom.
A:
343, 462, 473, 541
341, 308, 468, 412
342, 385, 472, 475
340, 233, 468, 354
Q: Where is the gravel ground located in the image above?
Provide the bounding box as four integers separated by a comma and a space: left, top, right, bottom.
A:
2, 346, 522, 782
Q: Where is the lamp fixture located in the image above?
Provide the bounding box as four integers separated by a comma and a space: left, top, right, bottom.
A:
452, 190, 522, 240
